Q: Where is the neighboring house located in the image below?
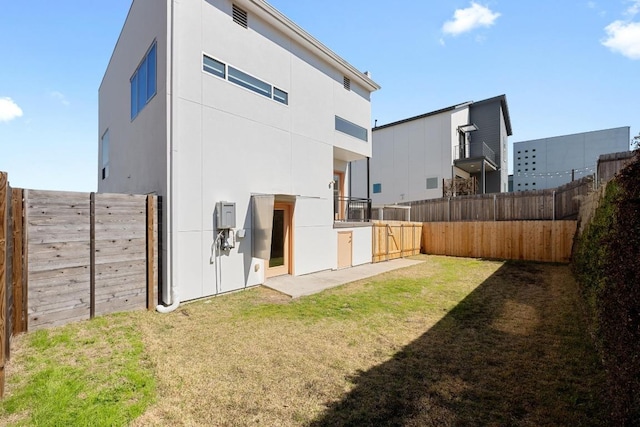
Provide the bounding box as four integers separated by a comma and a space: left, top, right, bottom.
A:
98, 0, 380, 305
352, 95, 512, 206
512, 127, 630, 191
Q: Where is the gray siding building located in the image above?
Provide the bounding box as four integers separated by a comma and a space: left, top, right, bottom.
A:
512, 127, 630, 191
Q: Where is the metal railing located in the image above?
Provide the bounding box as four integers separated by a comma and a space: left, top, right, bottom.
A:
454, 142, 496, 165
334, 196, 372, 222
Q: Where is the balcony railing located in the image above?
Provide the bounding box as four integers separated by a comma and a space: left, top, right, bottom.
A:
454, 142, 496, 165
334, 196, 372, 222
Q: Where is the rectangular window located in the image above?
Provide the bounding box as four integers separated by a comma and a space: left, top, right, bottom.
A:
426, 177, 438, 189
273, 87, 288, 105
203, 55, 225, 78
335, 116, 368, 142
228, 66, 272, 98
373, 183, 382, 194
343, 76, 351, 91
101, 130, 110, 180
131, 42, 157, 120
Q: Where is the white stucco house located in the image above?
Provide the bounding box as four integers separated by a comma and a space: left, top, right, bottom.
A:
352, 95, 512, 205
98, 0, 380, 306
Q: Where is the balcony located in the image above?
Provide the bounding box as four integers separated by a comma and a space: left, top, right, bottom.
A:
334, 196, 372, 222
453, 142, 498, 174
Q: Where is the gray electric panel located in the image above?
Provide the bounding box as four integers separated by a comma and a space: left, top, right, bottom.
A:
216, 202, 236, 229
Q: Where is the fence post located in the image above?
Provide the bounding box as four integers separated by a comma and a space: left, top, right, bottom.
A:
0, 172, 8, 398
493, 194, 497, 221
11, 189, 25, 335
89, 193, 95, 319
552, 190, 556, 221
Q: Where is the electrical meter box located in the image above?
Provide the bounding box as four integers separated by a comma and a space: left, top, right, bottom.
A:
216, 202, 236, 229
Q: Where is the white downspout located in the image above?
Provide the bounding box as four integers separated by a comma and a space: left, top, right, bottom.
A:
157, 0, 180, 313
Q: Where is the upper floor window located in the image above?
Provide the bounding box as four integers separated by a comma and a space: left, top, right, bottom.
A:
202, 54, 288, 105
373, 183, 382, 194
101, 130, 110, 180
131, 42, 157, 120
335, 116, 368, 142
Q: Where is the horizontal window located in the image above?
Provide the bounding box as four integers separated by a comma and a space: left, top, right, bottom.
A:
273, 87, 288, 105
203, 55, 225, 78
228, 66, 271, 98
335, 116, 368, 142
203, 54, 287, 105
131, 42, 157, 120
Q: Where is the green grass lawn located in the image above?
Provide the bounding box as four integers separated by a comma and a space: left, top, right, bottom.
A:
0, 256, 607, 426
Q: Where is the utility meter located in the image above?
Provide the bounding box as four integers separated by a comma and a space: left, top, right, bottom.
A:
216, 201, 236, 229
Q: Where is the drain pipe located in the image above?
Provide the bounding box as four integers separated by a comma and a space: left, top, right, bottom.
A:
157, 0, 180, 314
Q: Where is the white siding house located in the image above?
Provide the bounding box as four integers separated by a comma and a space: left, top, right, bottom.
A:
99, 0, 380, 305
351, 95, 512, 206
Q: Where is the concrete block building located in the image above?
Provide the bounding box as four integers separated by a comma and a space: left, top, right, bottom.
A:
512, 127, 630, 191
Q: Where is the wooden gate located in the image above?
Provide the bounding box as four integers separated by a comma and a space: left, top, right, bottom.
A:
372, 221, 422, 263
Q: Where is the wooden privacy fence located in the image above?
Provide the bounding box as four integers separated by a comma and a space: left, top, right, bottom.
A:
25, 190, 158, 330
0, 172, 159, 397
407, 177, 593, 222
372, 221, 422, 263
422, 221, 577, 263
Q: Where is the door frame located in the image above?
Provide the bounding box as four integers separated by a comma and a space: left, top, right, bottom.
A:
266, 202, 293, 278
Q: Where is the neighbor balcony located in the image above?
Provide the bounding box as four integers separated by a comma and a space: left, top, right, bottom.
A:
453, 142, 498, 174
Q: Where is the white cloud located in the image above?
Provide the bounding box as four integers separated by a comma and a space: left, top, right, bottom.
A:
442, 2, 501, 36
587, 1, 597, 9
602, 20, 640, 59
0, 97, 23, 123
626, 0, 640, 16
50, 91, 70, 106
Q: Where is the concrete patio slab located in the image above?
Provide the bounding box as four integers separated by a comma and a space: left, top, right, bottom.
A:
264, 258, 424, 298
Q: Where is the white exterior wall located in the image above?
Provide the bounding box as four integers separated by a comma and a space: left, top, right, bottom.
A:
513, 127, 630, 191
170, 0, 375, 300
98, 0, 168, 196
100, 0, 378, 303
360, 106, 470, 205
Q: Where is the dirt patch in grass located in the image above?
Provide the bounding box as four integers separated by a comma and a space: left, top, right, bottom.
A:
127, 256, 605, 426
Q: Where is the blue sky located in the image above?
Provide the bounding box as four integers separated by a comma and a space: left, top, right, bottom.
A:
0, 0, 638, 192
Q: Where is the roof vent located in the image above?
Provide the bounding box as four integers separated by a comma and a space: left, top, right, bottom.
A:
343, 76, 351, 91
233, 4, 248, 28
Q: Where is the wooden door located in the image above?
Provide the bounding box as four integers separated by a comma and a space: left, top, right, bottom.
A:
337, 231, 352, 269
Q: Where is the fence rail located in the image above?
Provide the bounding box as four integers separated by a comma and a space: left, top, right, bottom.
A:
407, 176, 593, 222
422, 221, 577, 263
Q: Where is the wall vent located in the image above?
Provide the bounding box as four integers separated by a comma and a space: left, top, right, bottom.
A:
343, 76, 351, 91
233, 5, 248, 28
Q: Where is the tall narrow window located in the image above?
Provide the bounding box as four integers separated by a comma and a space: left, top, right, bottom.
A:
101, 130, 110, 180
131, 42, 157, 120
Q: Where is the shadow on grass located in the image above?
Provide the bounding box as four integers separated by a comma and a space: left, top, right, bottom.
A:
309, 262, 606, 426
